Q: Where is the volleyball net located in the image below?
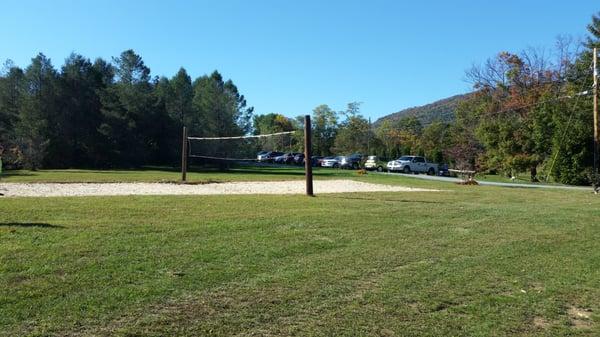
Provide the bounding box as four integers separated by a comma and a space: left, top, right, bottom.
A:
186, 130, 300, 162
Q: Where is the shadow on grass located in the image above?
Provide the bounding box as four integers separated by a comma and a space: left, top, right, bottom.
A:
3, 165, 347, 179
2, 171, 36, 178
218, 167, 351, 177
0, 222, 64, 229
329, 196, 445, 204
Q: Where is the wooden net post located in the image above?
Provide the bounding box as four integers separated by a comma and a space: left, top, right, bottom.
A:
304, 115, 314, 196
181, 126, 188, 183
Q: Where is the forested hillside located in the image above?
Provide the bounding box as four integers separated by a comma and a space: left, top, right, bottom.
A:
375, 93, 469, 127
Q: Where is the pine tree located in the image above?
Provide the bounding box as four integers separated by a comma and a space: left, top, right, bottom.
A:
17, 53, 58, 169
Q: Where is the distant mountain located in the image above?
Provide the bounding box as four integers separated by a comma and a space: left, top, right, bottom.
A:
374, 93, 470, 127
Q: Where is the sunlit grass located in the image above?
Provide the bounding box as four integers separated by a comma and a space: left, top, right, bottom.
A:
1, 170, 599, 336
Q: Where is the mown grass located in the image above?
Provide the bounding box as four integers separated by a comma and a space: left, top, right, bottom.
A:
1, 166, 356, 183
1, 171, 600, 336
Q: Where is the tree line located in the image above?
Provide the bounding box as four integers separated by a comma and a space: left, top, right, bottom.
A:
255, 12, 600, 185
0, 50, 252, 169
1, 13, 599, 185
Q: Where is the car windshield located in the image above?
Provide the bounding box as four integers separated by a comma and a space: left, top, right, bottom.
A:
398, 156, 413, 161
368, 156, 376, 160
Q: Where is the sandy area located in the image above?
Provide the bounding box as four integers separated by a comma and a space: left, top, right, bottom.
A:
0, 180, 437, 197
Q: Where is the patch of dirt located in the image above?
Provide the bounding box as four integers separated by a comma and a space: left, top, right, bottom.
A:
532, 316, 551, 329
530, 282, 545, 293
379, 328, 395, 336
568, 305, 593, 329
71, 285, 317, 337
456, 180, 479, 185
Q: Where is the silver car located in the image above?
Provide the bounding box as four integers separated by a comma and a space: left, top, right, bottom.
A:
257, 151, 269, 161
321, 156, 341, 168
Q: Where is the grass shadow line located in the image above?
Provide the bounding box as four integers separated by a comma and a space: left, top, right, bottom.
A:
0, 222, 65, 229
329, 196, 445, 204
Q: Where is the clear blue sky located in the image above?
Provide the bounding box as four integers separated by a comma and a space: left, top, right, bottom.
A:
1, 0, 598, 120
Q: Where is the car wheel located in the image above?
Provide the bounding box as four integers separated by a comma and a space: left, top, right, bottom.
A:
427, 168, 435, 175
403, 166, 411, 174
333, 163, 339, 169
377, 166, 383, 172
352, 162, 359, 170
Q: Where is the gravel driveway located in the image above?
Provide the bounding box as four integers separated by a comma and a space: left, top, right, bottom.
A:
0, 180, 438, 197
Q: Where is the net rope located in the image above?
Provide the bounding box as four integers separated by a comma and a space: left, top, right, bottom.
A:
187, 130, 301, 162
188, 130, 296, 140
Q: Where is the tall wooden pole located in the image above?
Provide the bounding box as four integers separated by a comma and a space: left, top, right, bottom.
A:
181, 126, 188, 183
304, 115, 314, 196
594, 48, 598, 193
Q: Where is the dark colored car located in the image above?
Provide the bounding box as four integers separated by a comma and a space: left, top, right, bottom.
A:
437, 163, 451, 176
288, 152, 302, 164
300, 155, 324, 167
340, 154, 363, 169
274, 152, 300, 164
293, 153, 305, 165
311, 156, 324, 166
274, 152, 290, 164
264, 151, 284, 162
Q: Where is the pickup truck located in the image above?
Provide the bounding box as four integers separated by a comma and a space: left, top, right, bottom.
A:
386, 155, 438, 175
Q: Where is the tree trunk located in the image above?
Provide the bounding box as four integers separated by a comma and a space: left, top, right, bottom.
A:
530, 166, 539, 182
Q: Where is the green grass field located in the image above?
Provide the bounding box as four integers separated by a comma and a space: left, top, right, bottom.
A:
1, 168, 599, 336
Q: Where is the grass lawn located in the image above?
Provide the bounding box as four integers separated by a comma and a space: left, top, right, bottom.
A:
1, 166, 354, 183
1, 169, 599, 336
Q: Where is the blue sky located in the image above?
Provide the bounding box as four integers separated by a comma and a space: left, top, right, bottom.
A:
1, 0, 598, 120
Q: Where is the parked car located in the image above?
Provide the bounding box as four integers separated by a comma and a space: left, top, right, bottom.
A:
387, 155, 438, 175
437, 163, 451, 176
340, 154, 363, 169
364, 155, 386, 172
260, 151, 284, 162
273, 153, 287, 164
314, 156, 327, 167
321, 156, 342, 168
293, 153, 305, 165
257, 151, 270, 161
274, 152, 298, 164
310, 156, 324, 167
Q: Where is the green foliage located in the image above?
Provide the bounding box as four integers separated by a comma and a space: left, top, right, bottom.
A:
17, 53, 58, 170
0, 51, 254, 169
98, 50, 157, 166
55, 53, 108, 167
311, 104, 337, 156
192, 71, 253, 137
420, 120, 449, 163
333, 102, 371, 154
253, 113, 295, 134
0, 63, 26, 168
